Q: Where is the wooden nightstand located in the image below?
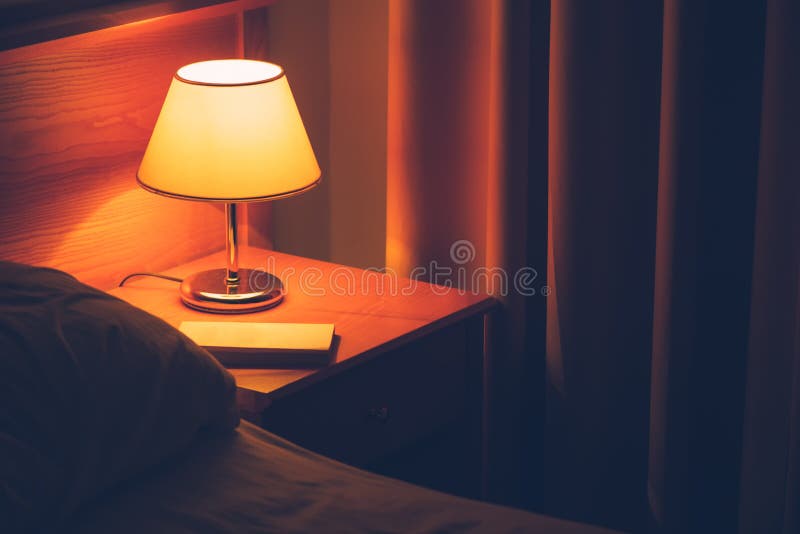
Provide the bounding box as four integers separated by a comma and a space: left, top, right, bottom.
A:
110, 247, 496, 498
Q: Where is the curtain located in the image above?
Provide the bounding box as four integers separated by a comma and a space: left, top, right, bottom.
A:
737, 0, 800, 531
385, 0, 799, 531
647, 1, 768, 532
546, 1, 662, 529
386, 0, 546, 507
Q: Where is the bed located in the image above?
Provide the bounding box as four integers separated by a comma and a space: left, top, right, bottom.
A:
68, 422, 608, 533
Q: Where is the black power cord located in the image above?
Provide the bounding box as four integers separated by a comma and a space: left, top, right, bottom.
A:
118, 272, 184, 287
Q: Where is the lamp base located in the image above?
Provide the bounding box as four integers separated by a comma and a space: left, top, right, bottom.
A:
179, 268, 284, 314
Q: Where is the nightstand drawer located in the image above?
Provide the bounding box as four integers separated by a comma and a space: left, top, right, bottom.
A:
260, 322, 468, 466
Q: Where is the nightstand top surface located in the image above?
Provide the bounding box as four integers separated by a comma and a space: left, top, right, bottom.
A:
109, 247, 495, 405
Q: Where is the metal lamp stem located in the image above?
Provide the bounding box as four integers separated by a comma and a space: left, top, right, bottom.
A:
225, 203, 239, 284
178, 201, 283, 313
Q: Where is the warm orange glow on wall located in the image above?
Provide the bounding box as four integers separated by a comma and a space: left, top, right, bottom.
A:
138, 59, 320, 201
385, 0, 493, 278
0, 7, 245, 290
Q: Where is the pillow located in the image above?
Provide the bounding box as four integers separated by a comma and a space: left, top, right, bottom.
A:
0, 262, 239, 532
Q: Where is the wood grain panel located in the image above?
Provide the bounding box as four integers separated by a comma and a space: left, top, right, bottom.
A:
0, 9, 242, 289
0, 0, 274, 51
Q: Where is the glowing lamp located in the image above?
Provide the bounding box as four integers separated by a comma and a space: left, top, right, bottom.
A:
138, 59, 320, 313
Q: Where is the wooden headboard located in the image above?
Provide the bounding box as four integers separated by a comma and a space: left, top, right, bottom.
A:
0, 0, 273, 290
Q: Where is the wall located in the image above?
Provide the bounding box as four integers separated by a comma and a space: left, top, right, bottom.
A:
328, 0, 388, 269
0, 0, 389, 283
267, 0, 388, 269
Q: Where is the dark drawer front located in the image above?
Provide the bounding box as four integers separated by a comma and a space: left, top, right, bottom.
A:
260, 322, 468, 466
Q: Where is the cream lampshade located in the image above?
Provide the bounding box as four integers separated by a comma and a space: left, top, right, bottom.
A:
138, 59, 320, 313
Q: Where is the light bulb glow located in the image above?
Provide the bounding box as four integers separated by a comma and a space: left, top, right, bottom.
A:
176, 59, 284, 86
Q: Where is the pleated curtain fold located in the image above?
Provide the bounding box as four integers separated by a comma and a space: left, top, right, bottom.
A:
385, 0, 799, 531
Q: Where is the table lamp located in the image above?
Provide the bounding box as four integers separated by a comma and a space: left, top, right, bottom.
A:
137, 59, 320, 313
